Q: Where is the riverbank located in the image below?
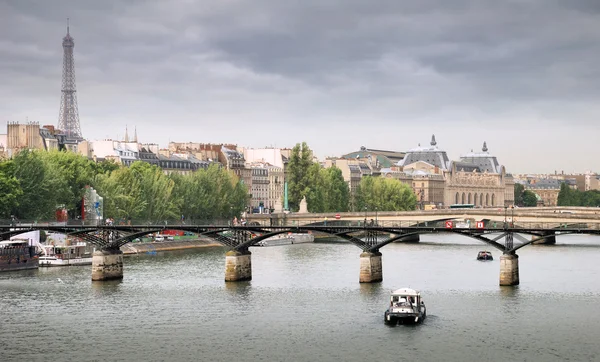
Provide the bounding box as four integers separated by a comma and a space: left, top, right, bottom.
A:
120, 239, 221, 255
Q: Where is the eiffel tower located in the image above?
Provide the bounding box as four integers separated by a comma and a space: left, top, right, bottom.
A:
57, 19, 83, 141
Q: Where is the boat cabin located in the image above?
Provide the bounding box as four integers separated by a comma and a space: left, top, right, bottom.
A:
477, 251, 493, 260
390, 288, 421, 308
41, 242, 93, 259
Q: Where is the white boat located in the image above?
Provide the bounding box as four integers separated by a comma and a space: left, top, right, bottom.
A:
384, 288, 427, 325
256, 233, 315, 247
39, 242, 94, 267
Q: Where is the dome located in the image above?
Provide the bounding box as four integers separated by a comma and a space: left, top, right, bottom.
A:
398, 134, 450, 170
459, 141, 501, 173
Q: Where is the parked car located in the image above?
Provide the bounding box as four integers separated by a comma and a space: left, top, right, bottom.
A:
166, 235, 174, 241
154, 235, 165, 242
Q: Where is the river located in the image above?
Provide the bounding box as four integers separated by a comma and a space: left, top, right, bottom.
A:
1, 233, 600, 362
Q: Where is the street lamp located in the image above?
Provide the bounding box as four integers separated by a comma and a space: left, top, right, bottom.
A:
504, 206, 507, 229
364, 206, 368, 226
511, 206, 515, 227
375, 207, 378, 226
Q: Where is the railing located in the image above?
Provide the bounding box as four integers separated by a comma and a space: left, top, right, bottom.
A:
2, 220, 600, 231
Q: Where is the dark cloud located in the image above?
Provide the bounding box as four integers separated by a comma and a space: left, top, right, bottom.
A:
1, 0, 599, 173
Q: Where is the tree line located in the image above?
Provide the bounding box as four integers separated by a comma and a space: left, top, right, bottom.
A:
0, 144, 418, 222
0, 150, 247, 222
557, 182, 600, 207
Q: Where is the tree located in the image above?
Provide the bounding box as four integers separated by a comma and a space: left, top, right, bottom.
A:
287, 142, 313, 211
40, 150, 98, 218
522, 190, 538, 207
0, 164, 22, 218
355, 177, 417, 211
170, 164, 248, 221
557, 182, 580, 206
321, 166, 349, 212
305, 163, 331, 213
10, 150, 69, 219
514, 183, 525, 206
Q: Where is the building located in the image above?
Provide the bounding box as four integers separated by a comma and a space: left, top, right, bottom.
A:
3, 122, 59, 156
340, 146, 405, 169
398, 135, 514, 208
219, 146, 251, 189
525, 179, 561, 206
246, 161, 284, 213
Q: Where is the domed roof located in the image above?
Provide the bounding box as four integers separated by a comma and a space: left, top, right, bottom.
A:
459, 142, 501, 173
398, 134, 450, 170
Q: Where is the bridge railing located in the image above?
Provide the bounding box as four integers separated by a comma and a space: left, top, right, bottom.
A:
241, 219, 600, 231
2, 220, 600, 231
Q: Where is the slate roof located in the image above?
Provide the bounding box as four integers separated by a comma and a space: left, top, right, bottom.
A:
459, 142, 501, 173
398, 135, 450, 170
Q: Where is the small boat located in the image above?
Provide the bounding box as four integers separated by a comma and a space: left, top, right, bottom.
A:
477, 251, 493, 261
39, 242, 94, 267
384, 288, 426, 325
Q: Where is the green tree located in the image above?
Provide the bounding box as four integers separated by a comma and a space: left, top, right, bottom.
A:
171, 164, 248, 221
40, 150, 97, 218
0, 163, 22, 218
582, 190, 600, 207
557, 182, 580, 206
522, 190, 538, 207
304, 163, 326, 213
355, 177, 417, 212
287, 142, 313, 211
321, 166, 349, 212
10, 150, 69, 219
514, 183, 525, 206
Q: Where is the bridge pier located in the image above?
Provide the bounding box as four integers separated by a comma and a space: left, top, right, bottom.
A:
532, 231, 556, 245
499, 253, 519, 286
91, 250, 124, 281
359, 251, 382, 283
225, 250, 252, 282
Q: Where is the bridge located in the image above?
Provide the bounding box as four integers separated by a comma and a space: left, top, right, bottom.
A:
3, 213, 600, 286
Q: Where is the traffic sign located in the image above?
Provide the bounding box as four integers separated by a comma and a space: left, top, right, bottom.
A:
476, 221, 484, 229
335, 214, 341, 219
445, 220, 453, 229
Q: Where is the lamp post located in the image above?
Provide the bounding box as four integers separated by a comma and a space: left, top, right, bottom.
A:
364, 206, 367, 226
511, 206, 515, 227
504, 206, 507, 229
375, 207, 378, 226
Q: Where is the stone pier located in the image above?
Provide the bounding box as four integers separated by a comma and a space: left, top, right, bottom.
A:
532, 231, 556, 245
91, 249, 124, 281
359, 251, 383, 283
225, 250, 252, 282
499, 253, 519, 286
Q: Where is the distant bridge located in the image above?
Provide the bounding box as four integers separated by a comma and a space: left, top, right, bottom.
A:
3, 215, 600, 286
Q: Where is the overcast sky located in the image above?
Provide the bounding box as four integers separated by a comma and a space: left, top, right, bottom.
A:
1, 0, 599, 174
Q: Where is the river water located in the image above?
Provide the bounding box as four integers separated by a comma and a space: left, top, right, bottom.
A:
2, 233, 600, 362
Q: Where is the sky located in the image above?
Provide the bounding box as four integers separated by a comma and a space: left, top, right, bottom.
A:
1, 0, 599, 174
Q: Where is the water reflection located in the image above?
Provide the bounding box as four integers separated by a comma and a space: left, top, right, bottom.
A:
91, 279, 123, 296
224, 280, 252, 303
359, 282, 383, 299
